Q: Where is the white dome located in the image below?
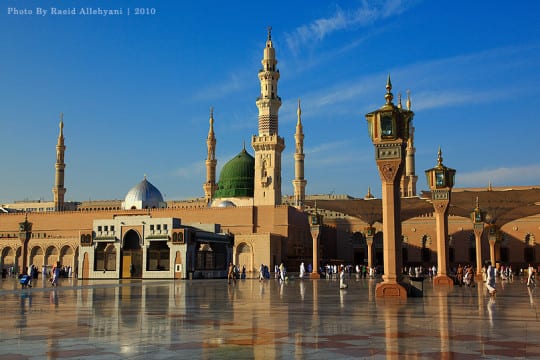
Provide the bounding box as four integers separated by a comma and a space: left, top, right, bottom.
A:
122, 177, 166, 210
217, 200, 236, 208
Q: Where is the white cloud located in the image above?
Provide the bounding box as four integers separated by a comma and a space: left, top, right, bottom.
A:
458, 164, 540, 188
284, 0, 412, 55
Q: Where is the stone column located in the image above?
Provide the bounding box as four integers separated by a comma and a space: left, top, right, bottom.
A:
310, 218, 321, 279
432, 197, 453, 286
473, 223, 484, 280
375, 156, 407, 297
366, 236, 374, 269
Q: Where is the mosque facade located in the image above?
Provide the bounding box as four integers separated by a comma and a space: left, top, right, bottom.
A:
1, 29, 539, 279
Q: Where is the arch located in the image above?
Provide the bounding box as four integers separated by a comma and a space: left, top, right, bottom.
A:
122, 230, 142, 278
236, 242, 252, 272
60, 245, 75, 269
1, 247, 16, 272
421, 235, 432, 264
45, 246, 59, 267
29, 246, 44, 269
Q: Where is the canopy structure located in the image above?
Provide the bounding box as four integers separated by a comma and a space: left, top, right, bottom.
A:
304, 188, 540, 227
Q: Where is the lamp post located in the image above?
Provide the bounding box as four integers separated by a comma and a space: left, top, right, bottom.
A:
364, 226, 376, 270
310, 212, 322, 279
425, 148, 456, 286
471, 197, 485, 279
365, 76, 413, 298
18, 213, 32, 274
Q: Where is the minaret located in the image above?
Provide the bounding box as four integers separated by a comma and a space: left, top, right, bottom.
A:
252, 26, 285, 206
292, 99, 307, 208
401, 90, 417, 197
203, 107, 218, 203
52, 113, 66, 211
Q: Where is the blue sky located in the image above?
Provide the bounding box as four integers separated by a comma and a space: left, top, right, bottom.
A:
1, 0, 539, 203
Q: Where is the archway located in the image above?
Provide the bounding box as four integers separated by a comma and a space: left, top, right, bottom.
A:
29, 246, 44, 269
45, 246, 59, 267
122, 230, 142, 278
1, 247, 15, 275
236, 243, 252, 272
60, 245, 75, 270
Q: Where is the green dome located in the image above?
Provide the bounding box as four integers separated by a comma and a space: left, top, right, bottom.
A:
214, 148, 255, 198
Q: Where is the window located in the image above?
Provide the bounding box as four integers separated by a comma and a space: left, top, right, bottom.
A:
163, 224, 168, 231
97, 226, 102, 232
157, 224, 161, 231
150, 225, 154, 231
147, 242, 170, 271
104, 226, 108, 232
110, 225, 115, 232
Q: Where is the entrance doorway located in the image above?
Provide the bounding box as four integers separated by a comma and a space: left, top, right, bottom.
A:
122, 230, 142, 278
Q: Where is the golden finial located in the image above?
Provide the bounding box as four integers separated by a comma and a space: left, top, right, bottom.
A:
475, 196, 480, 210
437, 147, 443, 167
242, 139, 246, 151
397, 92, 402, 109
267, 26, 272, 41
406, 89, 411, 110
297, 98, 301, 117
365, 186, 375, 199
385, 74, 393, 104
488, 181, 493, 191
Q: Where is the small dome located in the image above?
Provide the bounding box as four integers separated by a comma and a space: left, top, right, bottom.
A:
122, 177, 166, 210
214, 148, 255, 198
217, 200, 236, 208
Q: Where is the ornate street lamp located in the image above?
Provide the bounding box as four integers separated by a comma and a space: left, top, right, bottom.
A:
365, 75, 413, 298
471, 197, 485, 279
425, 148, 456, 286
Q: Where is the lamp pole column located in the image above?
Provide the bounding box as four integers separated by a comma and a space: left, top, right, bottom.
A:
471, 198, 485, 279
365, 76, 413, 298
365, 226, 375, 270
425, 148, 456, 287
310, 213, 322, 279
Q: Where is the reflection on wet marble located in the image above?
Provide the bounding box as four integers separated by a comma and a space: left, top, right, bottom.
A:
0, 275, 539, 359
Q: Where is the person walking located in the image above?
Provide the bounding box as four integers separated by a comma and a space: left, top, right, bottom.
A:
227, 262, 236, 285
339, 265, 348, 289
527, 264, 535, 286
486, 261, 496, 296
51, 264, 61, 287
299, 262, 305, 279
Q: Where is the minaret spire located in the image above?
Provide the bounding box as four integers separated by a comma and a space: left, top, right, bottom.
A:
203, 107, 218, 204
252, 27, 285, 206
292, 99, 307, 208
400, 91, 417, 197
52, 113, 67, 211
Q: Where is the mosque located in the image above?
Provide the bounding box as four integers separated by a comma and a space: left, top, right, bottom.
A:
1, 29, 539, 280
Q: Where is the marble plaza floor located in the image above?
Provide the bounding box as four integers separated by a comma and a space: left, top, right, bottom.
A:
0, 275, 539, 359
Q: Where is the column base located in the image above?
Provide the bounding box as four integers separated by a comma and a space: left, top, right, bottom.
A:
310, 272, 321, 279
433, 275, 454, 287
375, 281, 408, 298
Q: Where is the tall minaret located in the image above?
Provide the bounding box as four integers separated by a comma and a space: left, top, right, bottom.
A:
292, 99, 307, 208
400, 90, 418, 197
252, 26, 285, 206
203, 107, 218, 203
52, 113, 66, 211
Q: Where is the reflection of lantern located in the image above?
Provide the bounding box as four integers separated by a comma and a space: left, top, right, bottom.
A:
425, 148, 456, 190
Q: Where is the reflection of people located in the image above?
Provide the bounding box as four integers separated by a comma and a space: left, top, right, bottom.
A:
130, 264, 135, 277
279, 263, 286, 282
299, 262, 305, 279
